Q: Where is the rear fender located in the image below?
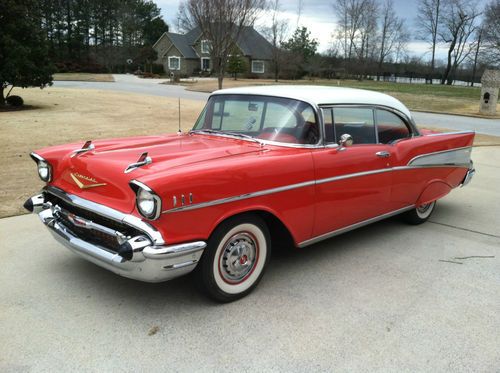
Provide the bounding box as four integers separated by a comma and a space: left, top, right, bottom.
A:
417, 180, 452, 206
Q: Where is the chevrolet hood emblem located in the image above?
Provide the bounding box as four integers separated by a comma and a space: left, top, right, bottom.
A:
70, 172, 107, 189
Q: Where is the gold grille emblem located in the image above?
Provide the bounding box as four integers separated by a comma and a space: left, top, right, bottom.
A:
70, 172, 107, 189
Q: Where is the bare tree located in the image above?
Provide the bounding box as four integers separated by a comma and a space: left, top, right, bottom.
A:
332, 0, 378, 72
178, 0, 265, 89
439, 0, 481, 84
417, 0, 442, 80
482, 0, 500, 66
261, 0, 289, 81
296, 0, 303, 28
469, 26, 483, 86
377, 0, 407, 79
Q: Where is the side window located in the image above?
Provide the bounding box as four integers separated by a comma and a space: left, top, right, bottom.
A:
333, 107, 376, 144
376, 109, 410, 144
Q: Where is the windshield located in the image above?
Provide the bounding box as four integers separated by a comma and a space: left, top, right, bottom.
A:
192, 94, 320, 145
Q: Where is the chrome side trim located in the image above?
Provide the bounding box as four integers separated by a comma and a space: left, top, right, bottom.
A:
424, 130, 475, 137
162, 179, 316, 213
45, 185, 165, 245
162, 158, 470, 214
407, 146, 472, 167
298, 205, 415, 248
315, 168, 392, 186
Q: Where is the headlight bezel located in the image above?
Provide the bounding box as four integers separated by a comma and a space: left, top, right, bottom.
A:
130, 180, 162, 220
30, 152, 52, 182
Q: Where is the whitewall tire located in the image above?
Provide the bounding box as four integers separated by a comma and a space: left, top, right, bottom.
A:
402, 201, 436, 225
195, 214, 271, 302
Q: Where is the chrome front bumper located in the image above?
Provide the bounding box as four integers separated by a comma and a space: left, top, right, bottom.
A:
26, 188, 206, 283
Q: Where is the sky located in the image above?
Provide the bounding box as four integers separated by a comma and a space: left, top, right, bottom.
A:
155, 0, 488, 62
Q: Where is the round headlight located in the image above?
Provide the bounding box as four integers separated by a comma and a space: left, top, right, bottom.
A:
37, 160, 51, 182
136, 187, 161, 219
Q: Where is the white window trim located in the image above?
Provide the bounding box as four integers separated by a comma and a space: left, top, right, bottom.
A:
201, 57, 210, 71
251, 60, 265, 74
168, 56, 181, 71
201, 40, 210, 54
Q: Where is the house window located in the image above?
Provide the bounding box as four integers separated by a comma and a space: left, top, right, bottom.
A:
168, 56, 180, 70
201, 57, 210, 71
251, 60, 265, 74
201, 40, 211, 54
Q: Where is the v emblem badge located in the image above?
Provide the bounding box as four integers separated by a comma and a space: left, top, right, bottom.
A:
70, 173, 107, 189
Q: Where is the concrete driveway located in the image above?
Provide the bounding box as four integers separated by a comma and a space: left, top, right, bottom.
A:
53, 74, 500, 136
1, 147, 498, 372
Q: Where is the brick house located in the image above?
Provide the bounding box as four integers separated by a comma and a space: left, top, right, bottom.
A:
153, 26, 273, 78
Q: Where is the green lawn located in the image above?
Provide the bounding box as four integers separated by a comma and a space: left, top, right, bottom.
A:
328, 80, 481, 100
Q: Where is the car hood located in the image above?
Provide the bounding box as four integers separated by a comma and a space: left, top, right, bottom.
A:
50, 133, 262, 213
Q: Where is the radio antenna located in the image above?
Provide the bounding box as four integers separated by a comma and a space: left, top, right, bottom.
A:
177, 97, 182, 135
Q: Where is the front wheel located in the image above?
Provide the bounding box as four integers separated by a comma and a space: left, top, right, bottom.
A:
401, 201, 436, 225
195, 214, 271, 302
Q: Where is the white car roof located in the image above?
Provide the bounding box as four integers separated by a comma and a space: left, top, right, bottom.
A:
212, 85, 412, 120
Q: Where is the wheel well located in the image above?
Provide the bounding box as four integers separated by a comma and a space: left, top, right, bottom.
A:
219, 210, 296, 249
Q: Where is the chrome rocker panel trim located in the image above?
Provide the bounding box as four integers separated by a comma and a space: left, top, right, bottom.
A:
298, 205, 415, 247
31, 190, 206, 283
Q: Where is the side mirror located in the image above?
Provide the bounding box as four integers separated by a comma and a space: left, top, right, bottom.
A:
339, 134, 353, 147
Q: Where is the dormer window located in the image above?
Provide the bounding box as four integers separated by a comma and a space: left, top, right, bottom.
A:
201, 40, 211, 54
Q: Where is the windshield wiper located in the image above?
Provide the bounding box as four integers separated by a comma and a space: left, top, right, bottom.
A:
222, 131, 262, 144
189, 129, 220, 135
189, 129, 261, 144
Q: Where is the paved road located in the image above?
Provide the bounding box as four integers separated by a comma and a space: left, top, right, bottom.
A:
412, 111, 500, 136
54, 74, 210, 101
1, 147, 499, 372
53, 74, 500, 136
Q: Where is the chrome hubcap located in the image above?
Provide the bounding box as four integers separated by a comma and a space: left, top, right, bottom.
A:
220, 233, 257, 283
416, 202, 434, 218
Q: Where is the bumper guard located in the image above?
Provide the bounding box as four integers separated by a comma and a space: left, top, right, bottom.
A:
26, 190, 206, 283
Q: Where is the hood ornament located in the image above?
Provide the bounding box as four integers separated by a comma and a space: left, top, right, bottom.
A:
71, 140, 95, 157
70, 172, 107, 189
124, 152, 152, 174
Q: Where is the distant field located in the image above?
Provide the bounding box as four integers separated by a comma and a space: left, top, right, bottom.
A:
53, 73, 115, 82
185, 78, 499, 118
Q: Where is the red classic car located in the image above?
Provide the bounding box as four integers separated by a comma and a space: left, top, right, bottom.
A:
25, 86, 475, 302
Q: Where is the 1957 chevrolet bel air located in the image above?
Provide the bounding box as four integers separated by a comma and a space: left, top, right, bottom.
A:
25, 86, 475, 302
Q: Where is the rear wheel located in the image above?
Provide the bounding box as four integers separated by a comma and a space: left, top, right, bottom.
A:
402, 201, 436, 225
195, 214, 271, 302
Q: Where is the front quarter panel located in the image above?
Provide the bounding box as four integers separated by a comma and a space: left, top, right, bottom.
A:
138, 147, 316, 245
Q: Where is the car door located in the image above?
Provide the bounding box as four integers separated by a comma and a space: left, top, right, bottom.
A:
310, 106, 395, 238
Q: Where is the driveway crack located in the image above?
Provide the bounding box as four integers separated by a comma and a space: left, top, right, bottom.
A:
428, 220, 500, 239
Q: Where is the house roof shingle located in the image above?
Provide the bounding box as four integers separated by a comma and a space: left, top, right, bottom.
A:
156, 26, 273, 60
166, 32, 198, 59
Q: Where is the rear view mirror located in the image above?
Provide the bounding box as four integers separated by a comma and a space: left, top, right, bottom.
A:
339, 133, 353, 147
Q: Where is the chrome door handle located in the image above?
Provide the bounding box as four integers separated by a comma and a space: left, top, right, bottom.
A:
376, 151, 391, 158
